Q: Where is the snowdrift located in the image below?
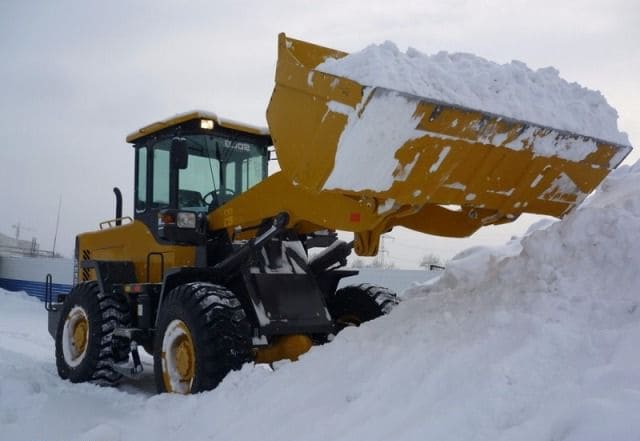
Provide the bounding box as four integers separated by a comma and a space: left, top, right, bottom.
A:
1, 162, 640, 440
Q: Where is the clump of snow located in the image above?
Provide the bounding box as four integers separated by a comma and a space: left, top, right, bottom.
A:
317, 42, 629, 146
323, 90, 427, 192
2, 161, 640, 441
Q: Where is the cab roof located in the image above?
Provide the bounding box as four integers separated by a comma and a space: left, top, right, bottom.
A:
125, 110, 270, 143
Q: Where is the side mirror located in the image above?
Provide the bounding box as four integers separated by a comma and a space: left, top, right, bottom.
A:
170, 137, 189, 170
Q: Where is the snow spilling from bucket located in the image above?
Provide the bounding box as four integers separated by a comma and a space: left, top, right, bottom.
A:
323, 89, 427, 191
316, 42, 629, 146
1, 162, 640, 440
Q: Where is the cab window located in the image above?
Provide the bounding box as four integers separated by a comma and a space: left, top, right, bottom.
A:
135, 146, 147, 213
152, 140, 171, 208
177, 135, 267, 209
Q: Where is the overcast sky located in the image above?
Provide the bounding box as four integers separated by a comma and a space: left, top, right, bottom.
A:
1, 0, 638, 267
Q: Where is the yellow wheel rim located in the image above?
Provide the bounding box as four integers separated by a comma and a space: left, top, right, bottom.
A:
161, 320, 196, 394
174, 334, 195, 381
62, 305, 90, 367
72, 318, 88, 354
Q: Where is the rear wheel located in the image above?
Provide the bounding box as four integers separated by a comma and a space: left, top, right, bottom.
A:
153, 282, 252, 394
328, 283, 399, 331
55, 281, 131, 385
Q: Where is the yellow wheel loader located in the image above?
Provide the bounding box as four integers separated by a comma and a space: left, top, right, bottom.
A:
46, 34, 631, 394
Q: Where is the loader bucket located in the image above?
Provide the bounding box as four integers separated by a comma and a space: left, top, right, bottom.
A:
267, 34, 631, 231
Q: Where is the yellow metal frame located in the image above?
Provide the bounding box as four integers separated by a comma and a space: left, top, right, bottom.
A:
76, 220, 196, 284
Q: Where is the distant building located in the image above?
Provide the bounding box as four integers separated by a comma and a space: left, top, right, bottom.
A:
0, 230, 43, 256
0, 231, 73, 299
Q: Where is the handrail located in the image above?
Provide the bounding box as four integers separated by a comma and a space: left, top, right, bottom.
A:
44, 273, 57, 311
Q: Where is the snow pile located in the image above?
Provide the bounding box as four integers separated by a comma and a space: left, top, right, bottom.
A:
317, 42, 629, 145
2, 162, 640, 440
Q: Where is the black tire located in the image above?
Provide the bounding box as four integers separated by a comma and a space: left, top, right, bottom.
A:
328, 283, 399, 331
153, 282, 252, 394
55, 281, 131, 385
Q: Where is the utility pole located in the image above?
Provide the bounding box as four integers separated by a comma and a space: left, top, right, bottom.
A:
378, 234, 395, 269
52, 196, 62, 257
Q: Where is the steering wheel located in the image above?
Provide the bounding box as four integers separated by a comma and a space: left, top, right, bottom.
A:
202, 188, 236, 207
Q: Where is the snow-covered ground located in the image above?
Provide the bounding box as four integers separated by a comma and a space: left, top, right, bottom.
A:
2, 161, 640, 441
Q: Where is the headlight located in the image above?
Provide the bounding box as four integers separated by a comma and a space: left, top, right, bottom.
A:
176, 212, 197, 229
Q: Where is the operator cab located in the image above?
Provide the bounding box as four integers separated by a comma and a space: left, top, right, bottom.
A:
127, 111, 271, 241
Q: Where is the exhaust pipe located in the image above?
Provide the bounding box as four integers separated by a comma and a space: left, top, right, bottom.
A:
113, 187, 123, 226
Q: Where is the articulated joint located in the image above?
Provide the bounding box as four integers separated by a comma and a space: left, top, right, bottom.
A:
254, 334, 313, 364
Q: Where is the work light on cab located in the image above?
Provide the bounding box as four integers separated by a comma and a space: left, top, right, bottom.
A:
200, 119, 214, 130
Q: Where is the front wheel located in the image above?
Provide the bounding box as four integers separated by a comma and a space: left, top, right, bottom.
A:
327, 283, 399, 332
153, 282, 252, 394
